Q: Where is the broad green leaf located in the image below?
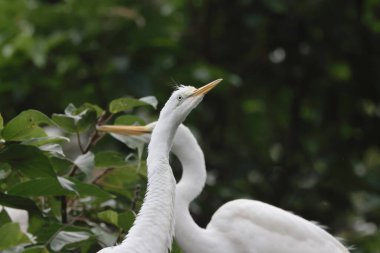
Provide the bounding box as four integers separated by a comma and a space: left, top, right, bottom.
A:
51, 114, 77, 132
8, 178, 70, 196
50, 231, 93, 252
70, 178, 114, 199
0, 193, 42, 218
91, 224, 118, 248
74, 152, 95, 177
100, 166, 145, 199
22, 246, 49, 253
52, 104, 97, 133
2, 110, 54, 141
95, 151, 129, 168
114, 115, 145, 126
22, 136, 70, 147
83, 103, 105, 117
118, 210, 135, 231
109, 97, 156, 114
0, 144, 56, 178
8, 177, 114, 199
97, 210, 118, 227
52, 110, 97, 133
139, 96, 158, 109
0, 209, 12, 225
49, 157, 73, 175
0, 223, 31, 250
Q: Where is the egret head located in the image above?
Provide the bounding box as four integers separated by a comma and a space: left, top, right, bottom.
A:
159, 79, 222, 126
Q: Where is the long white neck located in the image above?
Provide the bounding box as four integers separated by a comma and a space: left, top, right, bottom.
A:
118, 118, 178, 253
172, 125, 214, 252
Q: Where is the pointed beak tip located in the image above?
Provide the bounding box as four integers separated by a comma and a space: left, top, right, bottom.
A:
192, 78, 223, 96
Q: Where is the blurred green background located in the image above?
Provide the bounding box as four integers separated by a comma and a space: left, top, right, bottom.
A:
1, 0, 380, 252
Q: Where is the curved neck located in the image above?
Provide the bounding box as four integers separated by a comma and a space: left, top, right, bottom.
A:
172, 125, 213, 251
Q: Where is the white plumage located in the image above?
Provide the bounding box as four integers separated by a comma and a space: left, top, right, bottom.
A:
99, 119, 350, 253
96, 79, 221, 253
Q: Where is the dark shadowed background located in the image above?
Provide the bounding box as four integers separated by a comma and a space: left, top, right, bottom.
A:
1, 0, 380, 252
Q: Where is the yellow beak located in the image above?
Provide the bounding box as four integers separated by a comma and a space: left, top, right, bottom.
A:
97, 125, 151, 136
191, 79, 223, 96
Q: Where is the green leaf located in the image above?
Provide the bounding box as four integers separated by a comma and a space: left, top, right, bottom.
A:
0, 223, 31, 250
91, 224, 119, 248
95, 151, 129, 168
2, 110, 54, 141
118, 210, 135, 231
139, 96, 158, 109
109, 97, 156, 114
74, 152, 95, 177
52, 104, 97, 133
8, 177, 114, 199
50, 231, 93, 252
22, 246, 50, 253
0, 144, 56, 178
0, 209, 12, 225
50, 157, 73, 175
98, 210, 119, 227
70, 178, 114, 199
22, 136, 70, 147
114, 115, 146, 126
0, 192, 42, 218
52, 110, 96, 133
8, 178, 70, 196
83, 103, 105, 117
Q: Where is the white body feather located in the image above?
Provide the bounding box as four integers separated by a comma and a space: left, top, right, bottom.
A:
170, 125, 350, 253
97, 85, 206, 253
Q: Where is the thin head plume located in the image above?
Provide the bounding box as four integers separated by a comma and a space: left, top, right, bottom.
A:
168, 77, 186, 90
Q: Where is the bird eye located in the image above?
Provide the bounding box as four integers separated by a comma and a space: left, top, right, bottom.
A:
177, 95, 183, 101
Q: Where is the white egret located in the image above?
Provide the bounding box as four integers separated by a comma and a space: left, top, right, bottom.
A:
96, 79, 222, 253
98, 124, 350, 252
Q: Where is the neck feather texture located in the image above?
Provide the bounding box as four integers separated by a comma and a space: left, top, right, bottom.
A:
116, 119, 178, 253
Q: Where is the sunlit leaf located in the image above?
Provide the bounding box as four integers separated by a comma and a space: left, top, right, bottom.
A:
95, 151, 129, 168
2, 110, 54, 141
114, 115, 145, 126
74, 152, 95, 177
139, 96, 158, 109
50, 231, 93, 252
98, 210, 119, 227
91, 224, 118, 248
0, 144, 56, 178
109, 97, 156, 114
83, 103, 105, 117
0, 223, 31, 250
52, 110, 97, 133
22, 136, 70, 147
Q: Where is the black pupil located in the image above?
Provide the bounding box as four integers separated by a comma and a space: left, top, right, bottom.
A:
178, 96, 182, 100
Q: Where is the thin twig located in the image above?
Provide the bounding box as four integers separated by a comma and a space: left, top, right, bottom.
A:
130, 184, 141, 213
59, 196, 67, 224
76, 131, 85, 154
68, 113, 113, 177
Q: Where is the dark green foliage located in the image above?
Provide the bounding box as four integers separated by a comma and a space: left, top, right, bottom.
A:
0, 0, 379, 252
